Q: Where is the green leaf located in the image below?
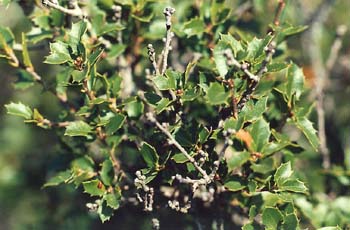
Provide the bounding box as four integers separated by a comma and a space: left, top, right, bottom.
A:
156, 98, 172, 114
97, 200, 114, 223
267, 62, 290, 72
44, 41, 72, 64
71, 157, 95, 185
171, 152, 195, 164
213, 40, 229, 76
274, 162, 293, 187
245, 35, 273, 62
69, 20, 87, 43
183, 17, 206, 37
280, 179, 308, 193
21, 33, 33, 69
140, 142, 159, 168
101, 159, 114, 186
108, 44, 127, 58
251, 157, 274, 174
250, 118, 270, 152
125, 100, 144, 118
292, 116, 319, 150
106, 114, 126, 135
206, 82, 230, 105
152, 75, 170, 90
220, 33, 243, 56
43, 170, 72, 187
262, 207, 284, 230
316, 227, 342, 230
282, 213, 299, 230
0, 26, 14, 49
240, 97, 268, 122
286, 64, 304, 103
242, 223, 255, 230
83, 179, 106, 196
224, 176, 246, 191
88, 48, 104, 67
5, 102, 33, 119
227, 151, 250, 171
65, 121, 92, 137
104, 191, 121, 209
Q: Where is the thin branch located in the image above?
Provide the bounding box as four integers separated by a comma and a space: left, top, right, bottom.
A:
147, 44, 160, 75
42, 0, 83, 18
160, 7, 175, 75
145, 112, 211, 182
273, 0, 286, 27
82, 79, 95, 100
326, 25, 347, 72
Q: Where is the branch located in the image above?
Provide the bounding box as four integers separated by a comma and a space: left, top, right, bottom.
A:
160, 7, 175, 75
147, 44, 160, 75
42, 0, 83, 18
326, 25, 347, 72
145, 112, 211, 182
273, 0, 286, 27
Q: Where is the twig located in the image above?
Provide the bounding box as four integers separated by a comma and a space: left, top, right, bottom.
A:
273, 0, 286, 27
145, 112, 211, 182
42, 0, 83, 18
147, 44, 160, 75
304, 2, 336, 170
160, 7, 175, 75
82, 79, 95, 100
112, 5, 123, 44
326, 25, 347, 72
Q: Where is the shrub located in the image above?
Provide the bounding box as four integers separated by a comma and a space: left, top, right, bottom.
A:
1, 0, 348, 229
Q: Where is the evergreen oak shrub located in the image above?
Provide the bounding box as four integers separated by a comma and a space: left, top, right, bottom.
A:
0, 0, 346, 229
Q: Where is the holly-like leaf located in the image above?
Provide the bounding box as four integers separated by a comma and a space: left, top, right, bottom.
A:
140, 142, 159, 168
262, 207, 284, 230
5, 102, 33, 120
83, 179, 106, 196
106, 114, 126, 135
43, 170, 72, 187
183, 17, 206, 37
44, 41, 72, 64
250, 118, 271, 152
213, 40, 229, 77
292, 116, 319, 150
286, 64, 304, 103
206, 82, 230, 105
101, 159, 114, 186
104, 191, 121, 209
280, 179, 308, 193
65, 121, 92, 137
224, 176, 246, 191
274, 161, 293, 187
282, 213, 299, 230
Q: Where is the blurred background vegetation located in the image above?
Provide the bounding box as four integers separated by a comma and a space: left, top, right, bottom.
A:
0, 0, 349, 229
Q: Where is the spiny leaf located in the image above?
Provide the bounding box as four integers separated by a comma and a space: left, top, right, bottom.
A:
206, 82, 230, 105
140, 142, 159, 169
83, 179, 106, 196
262, 207, 284, 230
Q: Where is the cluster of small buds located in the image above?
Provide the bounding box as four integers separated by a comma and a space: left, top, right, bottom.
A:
193, 185, 215, 203
134, 171, 154, 211
42, 0, 58, 5
163, 7, 176, 29
168, 200, 191, 213
112, 5, 122, 21
86, 199, 100, 212
198, 149, 208, 166
224, 49, 235, 66
147, 44, 156, 63
134, 170, 149, 191
152, 218, 160, 230
223, 128, 235, 145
